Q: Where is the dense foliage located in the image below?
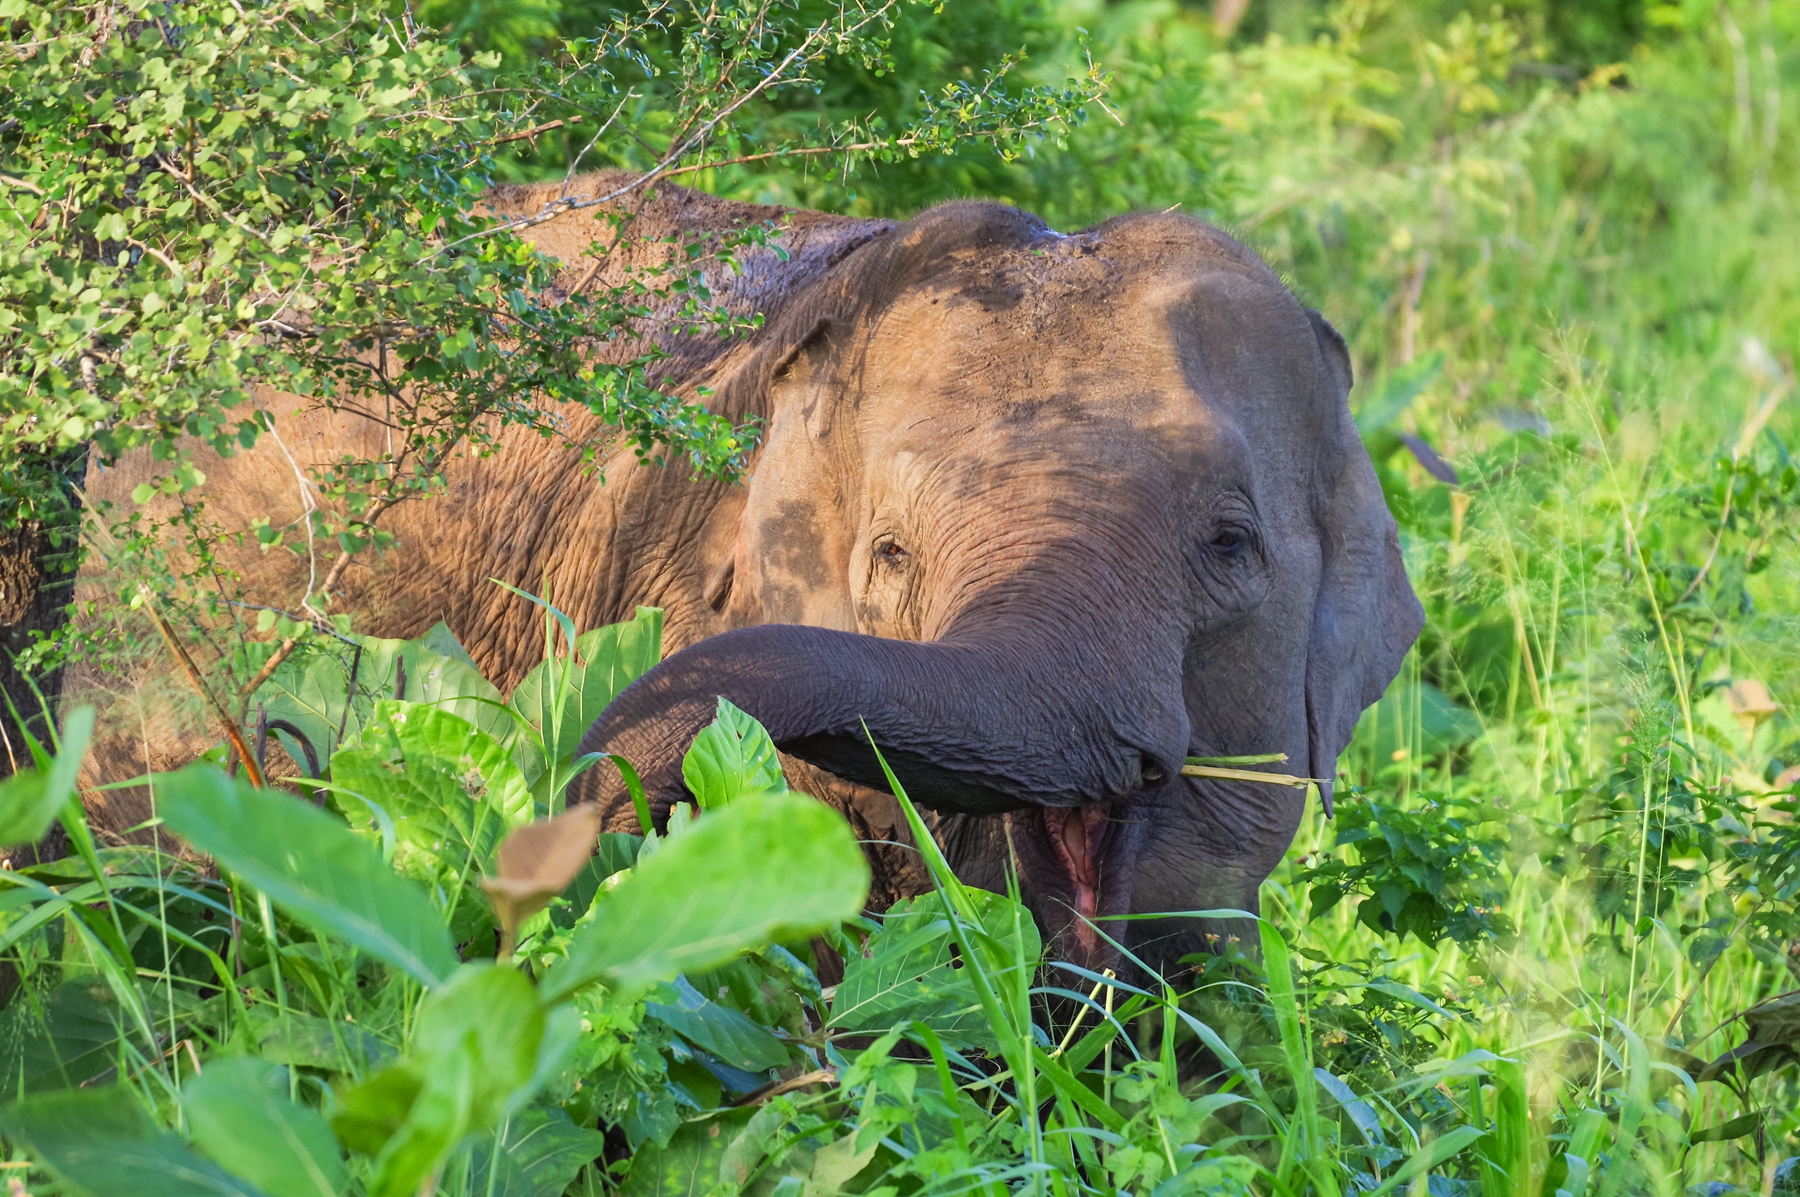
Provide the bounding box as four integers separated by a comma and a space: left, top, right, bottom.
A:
1, 0, 1799, 1194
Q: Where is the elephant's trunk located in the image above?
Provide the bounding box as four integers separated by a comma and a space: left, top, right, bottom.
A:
569, 622, 1192, 822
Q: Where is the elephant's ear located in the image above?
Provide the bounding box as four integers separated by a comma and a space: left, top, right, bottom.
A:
1302, 308, 1424, 816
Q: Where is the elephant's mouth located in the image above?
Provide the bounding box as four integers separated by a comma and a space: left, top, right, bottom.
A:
1041, 802, 1115, 954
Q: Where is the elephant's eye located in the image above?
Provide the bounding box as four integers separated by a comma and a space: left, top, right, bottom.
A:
874, 538, 909, 566
1210, 528, 1246, 553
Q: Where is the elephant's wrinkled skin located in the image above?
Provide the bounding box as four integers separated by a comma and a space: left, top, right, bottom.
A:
564, 190, 1422, 972
78, 173, 1421, 973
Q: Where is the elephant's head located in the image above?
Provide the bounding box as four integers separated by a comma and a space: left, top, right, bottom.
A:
571, 201, 1422, 972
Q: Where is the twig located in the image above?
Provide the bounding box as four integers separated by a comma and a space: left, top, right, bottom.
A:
139, 586, 264, 787
430, 19, 858, 260
236, 494, 399, 704
490, 116, 581, 146
732, 1069, 836, 1107
559, 94, 635, 197
565, 255, 607, 298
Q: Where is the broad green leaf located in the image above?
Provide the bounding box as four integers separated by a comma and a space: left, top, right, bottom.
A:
511, 607, 666, 783
438, 1136, 534, 1197
444, 1107, 605, 1197
1687, 1109, 1766, 1144
1366, 978, 1459, 1020
574, 606, 664, 707
828, 889, 1035, 1051
1314, 1068, 1386, 1147
412, 621, 483, 672
367, 700, 530, 821
0, 704, 92, 844
157, 765, 459, 987
183, 1059, 346, 1197
618, 1110, 753, 1197
0, 978, 132, 1094
505, 1106, 609, 1197
386, 626, 512, 742
548, 832, 643, 929
645, 977, 791, 1072
253, 1013, 396, 1073
259, 624, 510, 769
332, 700, 532, 883
0, 1086, 269, 1197
543, 792, 870, 1002
259, 642, 360, 769
335, 965, 575, 1197
681, 698, 787, 809
507, 655, 581, 766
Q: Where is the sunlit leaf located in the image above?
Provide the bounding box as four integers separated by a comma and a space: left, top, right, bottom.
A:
334, 965, 576, 1197
543, 792, 869, 1002
681, 697, 787, 809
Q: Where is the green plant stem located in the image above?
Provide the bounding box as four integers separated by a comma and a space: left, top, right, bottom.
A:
256, 892, 298, 1102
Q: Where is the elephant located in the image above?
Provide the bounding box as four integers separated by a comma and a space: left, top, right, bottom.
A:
73, 172, 1421, 975
563, 188, 1423, 973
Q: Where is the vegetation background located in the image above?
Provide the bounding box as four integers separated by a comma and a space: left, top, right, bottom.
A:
2, 0, 1799, 1195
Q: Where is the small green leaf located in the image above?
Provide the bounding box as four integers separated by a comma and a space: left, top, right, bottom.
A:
1687, 1108, 1765, 1144
183, 1060, 346, 1197
93, 211, 129, 241
681, 698, 787, 809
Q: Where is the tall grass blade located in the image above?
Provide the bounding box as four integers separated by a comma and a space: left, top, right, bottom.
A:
0, 704, 91, 844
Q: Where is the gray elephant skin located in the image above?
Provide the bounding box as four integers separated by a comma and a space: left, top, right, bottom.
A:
77, 172, 1423, 975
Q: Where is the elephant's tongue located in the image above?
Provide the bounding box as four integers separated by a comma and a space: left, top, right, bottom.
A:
1042, 803, 1114, 949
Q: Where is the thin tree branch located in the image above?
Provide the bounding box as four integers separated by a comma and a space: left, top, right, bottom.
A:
141, 585, 265, 788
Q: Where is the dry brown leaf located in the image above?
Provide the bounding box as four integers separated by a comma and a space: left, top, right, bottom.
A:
1723, 678, 1780, 735
482, 805, 604, 957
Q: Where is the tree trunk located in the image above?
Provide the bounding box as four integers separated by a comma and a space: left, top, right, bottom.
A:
0, 449, 84, 865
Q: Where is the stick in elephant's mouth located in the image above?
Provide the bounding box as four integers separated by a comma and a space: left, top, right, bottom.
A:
1041, 802, 1114, 927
